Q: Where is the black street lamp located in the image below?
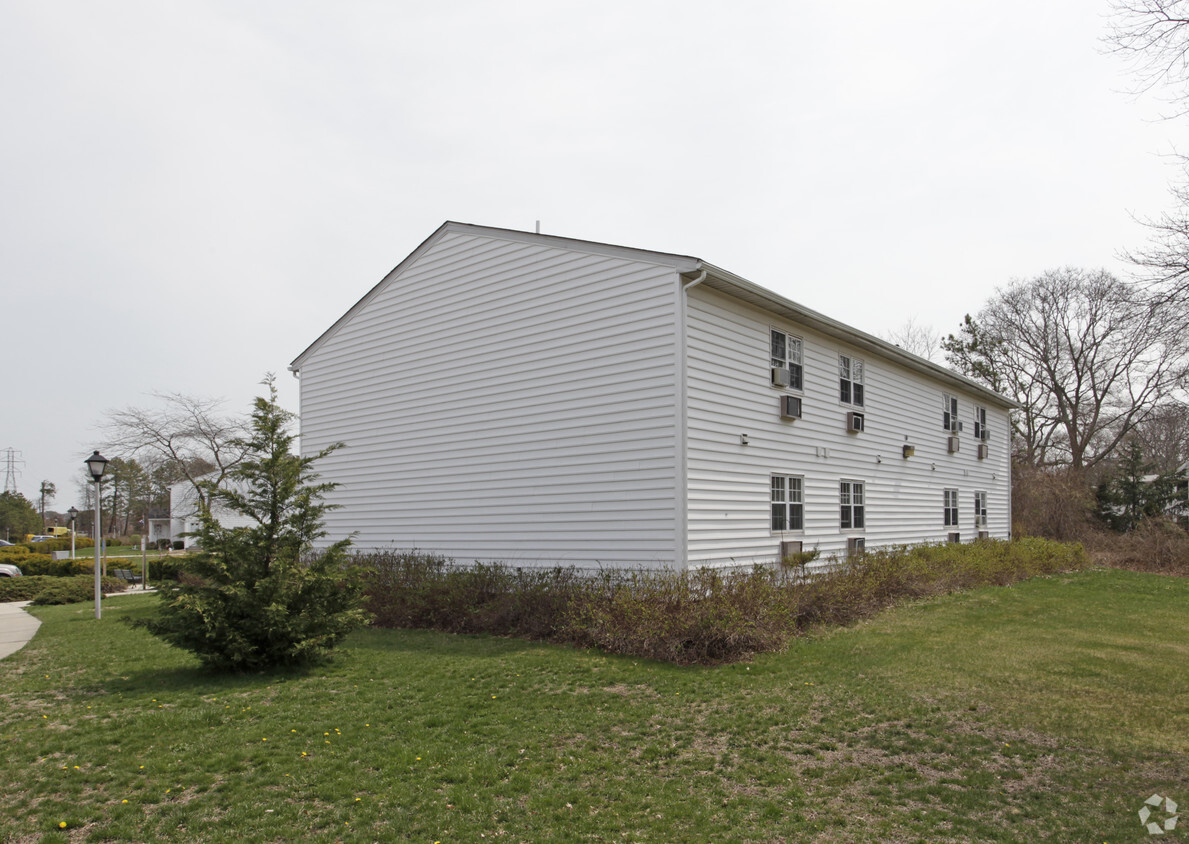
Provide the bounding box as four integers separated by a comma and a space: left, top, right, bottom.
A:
85, 451, 108, 620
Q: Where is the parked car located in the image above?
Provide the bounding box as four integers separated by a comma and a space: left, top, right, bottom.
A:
27, 536, 54, 543
0, 539, 13, 547
0, 563, 21, 577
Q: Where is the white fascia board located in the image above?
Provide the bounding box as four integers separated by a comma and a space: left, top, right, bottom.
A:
693, 262, 1020, 411
289, 221, 701, 373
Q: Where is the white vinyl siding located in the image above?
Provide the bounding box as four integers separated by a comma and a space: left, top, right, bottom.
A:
684, 286, 1012, 566
298, 229, 682, 567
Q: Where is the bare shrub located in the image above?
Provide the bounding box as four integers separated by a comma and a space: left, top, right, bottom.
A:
1012, 465, 1097, 541
1092, 516, 1189, 575
358, 539, 1089, 666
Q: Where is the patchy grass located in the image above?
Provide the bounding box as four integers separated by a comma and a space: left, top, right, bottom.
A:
0, 568, 1185, 842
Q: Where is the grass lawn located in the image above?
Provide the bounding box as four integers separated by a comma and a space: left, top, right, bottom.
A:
0, 568, 1185, 842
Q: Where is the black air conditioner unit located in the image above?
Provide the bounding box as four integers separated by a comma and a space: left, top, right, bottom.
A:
780, 395, 802, 420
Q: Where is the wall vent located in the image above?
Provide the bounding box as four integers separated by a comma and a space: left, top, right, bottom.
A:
847, 411, 865, 433
947, 436, 960, 453
780, 395, 802, 420
771, 367, 791, 388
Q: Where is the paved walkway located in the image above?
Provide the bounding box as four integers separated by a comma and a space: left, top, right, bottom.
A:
0, 601, 41, 660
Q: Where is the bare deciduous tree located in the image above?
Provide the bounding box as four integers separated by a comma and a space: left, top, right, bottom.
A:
101, 392, 252, 512
881, 317, 942, 362
944, 268, 1189, 470
1134, 400, 1189, 472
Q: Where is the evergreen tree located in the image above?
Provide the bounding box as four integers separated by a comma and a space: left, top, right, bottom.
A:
1096, 438, 1181, 532
0, 491, 41, 541
137, 376, 368, 670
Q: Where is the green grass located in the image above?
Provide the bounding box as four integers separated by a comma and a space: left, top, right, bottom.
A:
0, 568, 1186, 842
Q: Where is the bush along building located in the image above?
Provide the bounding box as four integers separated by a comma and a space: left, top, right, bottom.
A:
290, 222, 1015, 569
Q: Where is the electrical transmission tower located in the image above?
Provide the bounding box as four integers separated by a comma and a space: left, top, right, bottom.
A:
2, 448, 24, 493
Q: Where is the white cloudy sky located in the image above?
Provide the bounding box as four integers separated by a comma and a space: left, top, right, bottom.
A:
1, 0, 1181, 510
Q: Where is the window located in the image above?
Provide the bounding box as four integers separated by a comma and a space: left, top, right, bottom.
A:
770, 329, 803, 390
943, 394, 959, 432
944, 489, 959, 526
771, 475, 804, 531
840, 480, 865, 530
973, 406, 988, 441
839, 355, 864, 406
974, 491, 988, 526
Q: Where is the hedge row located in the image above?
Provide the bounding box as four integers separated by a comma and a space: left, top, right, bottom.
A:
360, 537, 1089, 665
0, 575, 125, 605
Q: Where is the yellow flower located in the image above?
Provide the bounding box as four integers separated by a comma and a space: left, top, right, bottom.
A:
59, 822, 67, 828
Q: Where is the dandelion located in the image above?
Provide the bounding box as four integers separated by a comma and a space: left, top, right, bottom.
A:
59, 822, 67, 828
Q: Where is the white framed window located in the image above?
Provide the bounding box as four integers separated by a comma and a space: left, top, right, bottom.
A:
944, 489, 959, 526
840, 480, 865, 530
974, 491, 988, 526
973, 406, 988, 441
771, 475, 804, 531
942, 394, 958, 432
770, 329, 804, 390
839, 355, 864, 406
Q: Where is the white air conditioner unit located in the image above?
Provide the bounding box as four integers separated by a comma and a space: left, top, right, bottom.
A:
947, 436, 960, 453
780, 395, 802, 420
847, 411, 865, 433
847, 537, 866, 555
977, 443, 989, 460
980, 429, 991, 442
771, 367, 791, 388
947, 532, 961, 544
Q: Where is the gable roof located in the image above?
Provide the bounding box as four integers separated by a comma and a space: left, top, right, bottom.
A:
290, 221, 1016, 410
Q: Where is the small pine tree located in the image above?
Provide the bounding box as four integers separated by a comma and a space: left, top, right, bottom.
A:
137, 376, 368, 670
1096, 438, 1180, 532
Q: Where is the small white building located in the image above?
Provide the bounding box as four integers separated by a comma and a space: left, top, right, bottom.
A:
290, 222, 1016, 569
168, 477, 254, 548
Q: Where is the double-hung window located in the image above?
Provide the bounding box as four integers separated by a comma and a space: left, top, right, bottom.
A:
943, 489, 959, 526
974, 491, 988, 527
973, 406, 988, 441
943, 394, 959, 432
840, 480, 865, 530
770, 330, 803, 390
839, 355, 864, 406
771, 475, 804, 531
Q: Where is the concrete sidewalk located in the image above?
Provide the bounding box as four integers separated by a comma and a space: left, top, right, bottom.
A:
0, 601, 41, 660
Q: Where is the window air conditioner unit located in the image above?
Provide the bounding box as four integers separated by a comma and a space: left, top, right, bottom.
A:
779, 540, 803, 559
847, 411, 865, 433
947, 532, 961, 544
947, 436, 960, 453
771, 367, 791, 388
780, 395, 802, 420
977, 530, 990, 540
977, 443, 989, 460
980, 429, 991, 442
847, 537, 866, 555
902, 444, 916, 459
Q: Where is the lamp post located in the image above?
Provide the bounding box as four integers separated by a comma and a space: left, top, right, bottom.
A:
85, 451, 108, 620
67, 507, 78, 561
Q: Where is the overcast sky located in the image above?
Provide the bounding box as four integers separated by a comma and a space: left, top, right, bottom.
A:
1, 0, 1181, 512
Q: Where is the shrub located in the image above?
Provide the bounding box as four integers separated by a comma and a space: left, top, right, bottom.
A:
31, 576, 124, 606
360, 538, 1089, 665
0, 575, 124, 604
1093, 516, 1189, 575
171, 540, 185, 551
136, 377, 368, 671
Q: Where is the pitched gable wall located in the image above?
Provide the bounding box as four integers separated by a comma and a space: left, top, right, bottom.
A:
298, 229, 685, 566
